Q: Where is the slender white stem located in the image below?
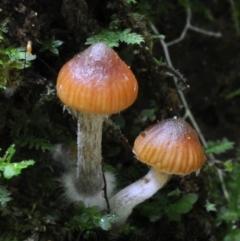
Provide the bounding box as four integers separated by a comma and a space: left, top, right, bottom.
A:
110, 168, 171, 225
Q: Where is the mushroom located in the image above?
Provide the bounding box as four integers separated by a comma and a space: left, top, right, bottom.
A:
56, 43, 138, 207
110, 117, 206, 224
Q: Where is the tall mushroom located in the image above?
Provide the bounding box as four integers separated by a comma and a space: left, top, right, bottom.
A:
110, 117, 206, 224
56, 43, 138, 208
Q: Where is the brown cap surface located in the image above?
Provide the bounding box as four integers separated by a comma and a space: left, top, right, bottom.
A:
56, 42, 138, 114
133, 118, 207, 175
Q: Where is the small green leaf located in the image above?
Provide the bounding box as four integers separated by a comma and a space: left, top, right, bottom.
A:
39, 37, 63, 55
167, 193, 198, 214
225, 89, 240, 100
50, 47, 59, 55
2, 144, 16, 163
99, 214, 119, 230
168, 200, 193, 214
153, 57, 165, 66
181, 193, 198, 204
3, 166, 15, 179
25, 53, 36, 61
205, 138, 234, 154
205, 200, 217, 212
53, 40, 64, 47
0, 185, 12, 206
3, 160, 34, 179
99, 217, 111, 230
139, 108, 156, 122
224, 160, 233, 172
140, 109, 155, 118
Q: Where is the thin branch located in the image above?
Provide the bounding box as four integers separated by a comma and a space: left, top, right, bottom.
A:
149, 8, 229, 201
166, 9, 221, 47
166, 8, 191, 46
150, 23, 207, 147
102, 165, 110, 214
188, 25, 222, 37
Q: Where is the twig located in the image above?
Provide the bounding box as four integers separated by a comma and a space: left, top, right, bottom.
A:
150, 23, 207, 147
102, 164, 110, 214
166, 9, 221, 47
149, 8, 229, 201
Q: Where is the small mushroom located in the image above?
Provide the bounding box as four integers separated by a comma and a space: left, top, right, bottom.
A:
134, 118, 206, 175
110, 117, 206, 224
56, 42, 138, 207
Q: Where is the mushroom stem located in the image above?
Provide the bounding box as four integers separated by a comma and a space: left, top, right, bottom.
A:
60, 111, 117, 209
109, 168, 171, 225
75, 112, 105, 195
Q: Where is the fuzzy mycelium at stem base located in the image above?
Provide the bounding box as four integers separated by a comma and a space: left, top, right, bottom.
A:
56, 42, 138, 206
110, 118, 206, 224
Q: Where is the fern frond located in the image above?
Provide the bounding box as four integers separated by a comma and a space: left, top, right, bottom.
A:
205, 138, 234, 155
119, 28, 144, 45
85, 29, 144, 47
20, 137, 54, 152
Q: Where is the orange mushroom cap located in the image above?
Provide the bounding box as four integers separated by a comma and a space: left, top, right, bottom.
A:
56, 42, 138, 114
133, 118, 207, 175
